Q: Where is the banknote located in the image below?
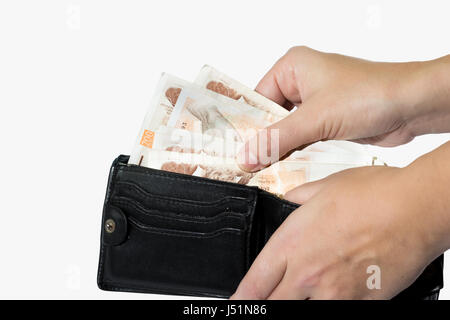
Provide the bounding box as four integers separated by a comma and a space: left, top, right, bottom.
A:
286, 149, 380, 165
130, 73, 282, 165
131, 124, 372, 174
313, 140, 369, 155
138, 125, 243, 158
136, 148, 374, 195
169, 89, 279, 141
195, 65, 289, 117
134, 125, 373, 167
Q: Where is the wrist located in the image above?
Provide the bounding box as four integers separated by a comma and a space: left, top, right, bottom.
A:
396, 56, 450, 137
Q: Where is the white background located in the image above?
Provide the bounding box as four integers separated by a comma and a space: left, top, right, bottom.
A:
0, 0, 449, 299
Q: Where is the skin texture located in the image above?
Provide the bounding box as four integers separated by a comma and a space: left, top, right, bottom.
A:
232, 47, 450, 300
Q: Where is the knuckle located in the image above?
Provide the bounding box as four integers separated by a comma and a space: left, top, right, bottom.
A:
320, 286, 341, 300
319, 274, 356, 299
293, 269, 322, 290
286, 45, 311, 57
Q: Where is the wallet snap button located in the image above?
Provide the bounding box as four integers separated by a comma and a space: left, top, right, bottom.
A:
105, 219, 116, 233
102, 205, 127, 246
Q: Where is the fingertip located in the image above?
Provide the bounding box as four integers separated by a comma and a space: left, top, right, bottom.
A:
255, 67, 287, 107
284, 188, 306, 204
284, 183, 315, 204
284, 178, 328, 204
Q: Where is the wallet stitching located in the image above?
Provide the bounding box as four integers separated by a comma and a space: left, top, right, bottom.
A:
116, 182, 251, 211
117, 180, 252, 205
112, 197, 246, 224
128, 217, 245, 238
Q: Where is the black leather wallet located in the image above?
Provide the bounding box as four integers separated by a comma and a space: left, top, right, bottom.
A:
97, 155, 443, 299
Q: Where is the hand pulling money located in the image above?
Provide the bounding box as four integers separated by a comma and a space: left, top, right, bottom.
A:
129, 65, 384, 195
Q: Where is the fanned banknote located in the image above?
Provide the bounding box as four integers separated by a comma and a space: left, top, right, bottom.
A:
130, 73, 282, 166
129, 66, 385, 196
136, 148, 370, 195
195, 65, 289, 117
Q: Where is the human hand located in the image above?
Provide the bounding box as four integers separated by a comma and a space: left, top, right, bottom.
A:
231, 162, 447, 299
237, 47, 450, 171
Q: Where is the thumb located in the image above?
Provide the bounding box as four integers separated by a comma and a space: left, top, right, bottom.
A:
284, 176, 329, 204
236, 100, 325, 172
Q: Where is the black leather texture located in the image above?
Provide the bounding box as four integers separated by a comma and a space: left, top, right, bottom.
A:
97, 155, 443, 299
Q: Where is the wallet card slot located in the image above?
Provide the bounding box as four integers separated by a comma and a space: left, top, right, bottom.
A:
128, 216, 245, 238
111, 197, 247, 234
117, 180, 250, 206
114, 181, 252, 218
112, 195, 246, 222
116, 163, 258, 206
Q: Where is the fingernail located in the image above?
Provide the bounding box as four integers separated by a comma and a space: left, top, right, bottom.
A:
236, 145, 261, 172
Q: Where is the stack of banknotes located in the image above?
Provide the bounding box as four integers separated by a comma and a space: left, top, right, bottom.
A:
129, 65, 384, 196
